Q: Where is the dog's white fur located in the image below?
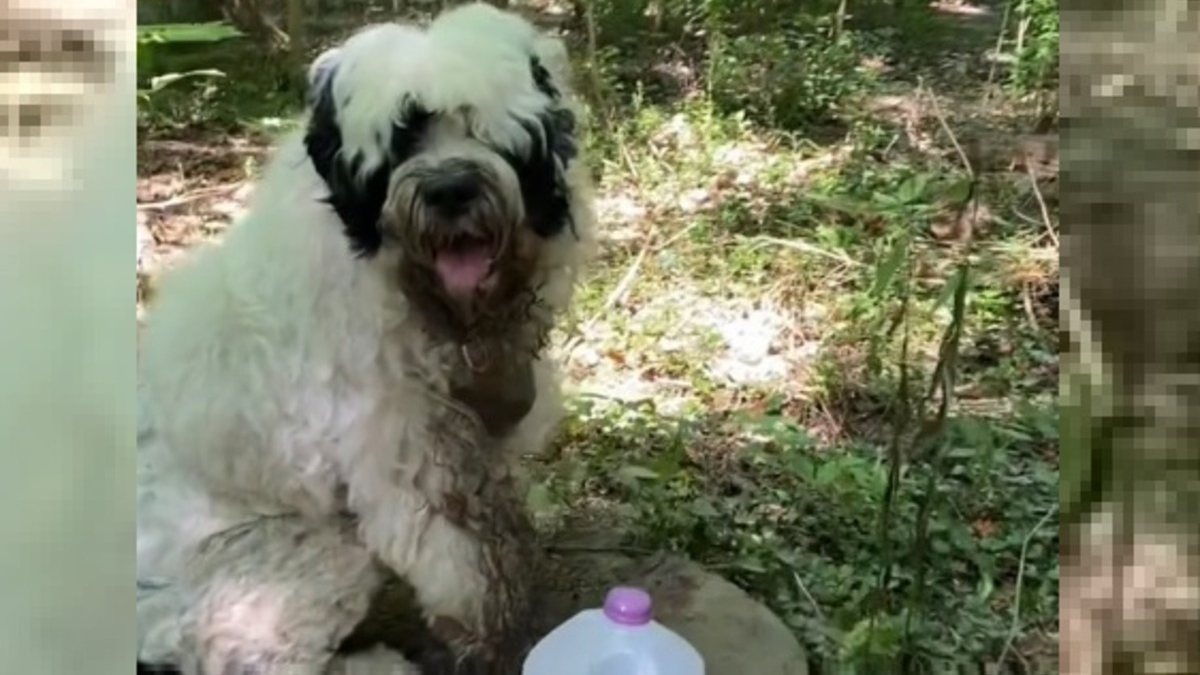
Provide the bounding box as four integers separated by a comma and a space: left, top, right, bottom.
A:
136, 5, 595, 673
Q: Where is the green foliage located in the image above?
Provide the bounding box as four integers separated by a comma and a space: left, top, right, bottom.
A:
137, 22, 244, 45
578, 0, 936, 135
1007, 0, 1059, 94
136, 21, 303, 133
536, 91, 1060, 670
137, 21, 243, 101
707, 31, 876, 130
545, 394, 1059, 672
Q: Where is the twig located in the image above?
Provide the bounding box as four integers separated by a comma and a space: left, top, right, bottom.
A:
749, 235, 863, 268
832, 0, 849, 40
792, 570, 827, 624
1024, 162, 1058, 247
585, 226, 657, 328
994, 504, 1059, 672
1011, 646, 1032, 675
1013, 0, 1030, 55
1021, 281, 1040, 331
1009, 208, 1043, 229
651, 220, 701, 252
137, 182, 245, 211
141, 139, 269, 155
984, 0, 1015, 102
618, 142, 640, 183
560, 222, 659, 362
920, 79, 974, 177
583, 0, 602, 107
880, 131, 902, 160
920, 81, 982, 257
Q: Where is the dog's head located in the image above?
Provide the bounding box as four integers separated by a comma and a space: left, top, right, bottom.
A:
303, 3, 582, 340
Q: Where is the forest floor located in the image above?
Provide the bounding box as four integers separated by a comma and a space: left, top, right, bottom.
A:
136, 1, 1059, 672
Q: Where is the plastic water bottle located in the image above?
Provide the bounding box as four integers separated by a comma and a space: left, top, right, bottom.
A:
522, 586, 705, 675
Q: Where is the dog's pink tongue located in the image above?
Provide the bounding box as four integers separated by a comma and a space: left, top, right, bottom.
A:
435, 247, 492, 295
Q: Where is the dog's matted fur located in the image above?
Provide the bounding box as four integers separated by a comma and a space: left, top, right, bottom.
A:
136, 5, 596, 674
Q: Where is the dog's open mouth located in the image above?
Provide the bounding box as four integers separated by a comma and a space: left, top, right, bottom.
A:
434, 236, 495, 297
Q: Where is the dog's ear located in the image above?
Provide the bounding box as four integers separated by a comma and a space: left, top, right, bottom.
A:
306, 47, 341, 107
302, 60, 389, 258
517, 46, 578, 241
531, 35, 572, 94
527, 40, 578, 169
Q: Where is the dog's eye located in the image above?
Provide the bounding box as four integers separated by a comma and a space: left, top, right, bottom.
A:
387, 98, 432, 163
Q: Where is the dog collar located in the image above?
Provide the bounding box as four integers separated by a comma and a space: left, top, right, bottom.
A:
461, 339, 492, 373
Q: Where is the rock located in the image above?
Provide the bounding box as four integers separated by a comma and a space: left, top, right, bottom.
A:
343, 528, 808, 675
626, 554, 809, 675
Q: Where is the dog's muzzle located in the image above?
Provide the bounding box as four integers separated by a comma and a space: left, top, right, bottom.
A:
417, 160, 500, 298
419, 160, 485, 219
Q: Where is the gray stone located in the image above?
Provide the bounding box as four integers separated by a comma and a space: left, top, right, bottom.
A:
629, 555, 808, 675
345, 528, 808, 675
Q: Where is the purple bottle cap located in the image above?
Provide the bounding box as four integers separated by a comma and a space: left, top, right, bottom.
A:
603, 586, 653, 626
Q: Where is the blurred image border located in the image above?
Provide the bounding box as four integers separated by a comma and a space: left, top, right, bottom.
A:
0, 3, 136, 675
1059, 1, 1200, 673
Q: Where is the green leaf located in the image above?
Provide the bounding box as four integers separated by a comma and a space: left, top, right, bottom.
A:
896, 173, 929, 204
137, 22, 244, 45
814, 461, 842, 487
943, 176, 974, 205
871, 234, 909, 297
688, 497, 719, 518
733, 556, 767, 573
933, 263, 969, 311
944, 446, 976, 460
788, 454, 816, 479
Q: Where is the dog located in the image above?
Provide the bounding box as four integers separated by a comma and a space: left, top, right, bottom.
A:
135, 4, 596, 674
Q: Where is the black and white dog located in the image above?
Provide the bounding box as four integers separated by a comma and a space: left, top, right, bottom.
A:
136, 4, 596, 673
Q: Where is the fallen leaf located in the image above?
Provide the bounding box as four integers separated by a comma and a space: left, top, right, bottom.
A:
972, 518, 999, 539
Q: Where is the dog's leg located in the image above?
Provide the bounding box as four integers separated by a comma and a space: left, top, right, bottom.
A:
175, 516, 392, 675
402, 362, 559, 674
345, 395, 541, 674
406, 468, 538, 675
139, 578, 187, 667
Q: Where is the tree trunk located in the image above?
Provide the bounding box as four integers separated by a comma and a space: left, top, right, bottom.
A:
286, 0, 305, 79
1060, 0, 1200, 673
222, 0, 290, 50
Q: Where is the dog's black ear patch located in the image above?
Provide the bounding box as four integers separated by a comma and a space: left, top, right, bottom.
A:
303, 70, 385, 257
508, 104, 576, 240
303, 69, 431, 258
542, 106, 578, 166
512, 56, 578, 239
530, 56, 560, 102
306, 47, 341, 107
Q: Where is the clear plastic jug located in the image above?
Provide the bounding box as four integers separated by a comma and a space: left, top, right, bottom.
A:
522, 586, 705, 675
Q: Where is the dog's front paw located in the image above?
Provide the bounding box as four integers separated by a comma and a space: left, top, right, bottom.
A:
414, 631, 528, 675
414, 643, 492, 675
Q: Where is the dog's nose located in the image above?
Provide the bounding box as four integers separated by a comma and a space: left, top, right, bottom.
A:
421, 169, 483, 216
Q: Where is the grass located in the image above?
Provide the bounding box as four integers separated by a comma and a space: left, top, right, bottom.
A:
546, 95, 1059, 673
136, 1, 1060, 672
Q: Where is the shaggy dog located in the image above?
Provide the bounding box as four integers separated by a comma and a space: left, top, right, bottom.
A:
135, 5, 596, 674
